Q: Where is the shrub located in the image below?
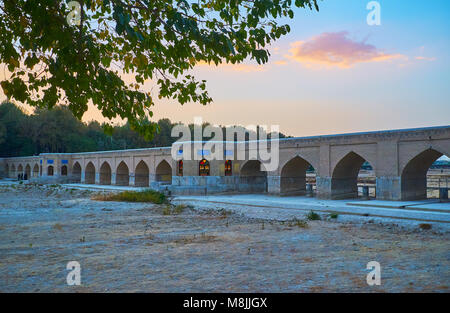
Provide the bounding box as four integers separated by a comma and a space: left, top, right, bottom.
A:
419, 223, 432, 230
173, 204, 186, 214
162, 204, 186, 215
92, 189, 166, 204
162, 204, 172, 215
306, 210, 321, 221
329, 212, 339, 219
288, 218, 308, 228
53, 223, 63, 231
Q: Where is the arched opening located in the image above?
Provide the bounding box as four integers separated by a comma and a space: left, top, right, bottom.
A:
239, 160, 268, 193
177, 160, 183, 176
135, 160, 149, 187
5, 164, 9, 178
25, 164, 31, 180
401, 149, 449, 200
199, 159, 210, 176
99, 162, 112, 185
72, 162, 81, 183
10, 164, 15, 178
85, 162, 96, 184
116, 161, 129, 186
33, 164, 39, 178
280, 156, 315, 196
61, 165, 68, 176
18, 164, 23, 177
156, 160, 172, 183
331, 152, 374, 199
47, 166, 54, 176
225, 160, 232, 176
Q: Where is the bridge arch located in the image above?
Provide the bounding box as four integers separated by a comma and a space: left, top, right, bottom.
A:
99, 161, 112, 185
155, 160, 172, 183
239, 160, 268, 193
17, 164, 23, 176
401, 148, 448, 200
331, 151, 374, 199
25, 164, 31, 179
10, 164, 15, 178
135, 160, 149, 187
85, 162, 96, 184
47, 165, 54, 176
72, 162, 81, 182
33, 164, 39, 178
61, 165, 68, 176
280, 156, 316, 196
116, 161, 129, 186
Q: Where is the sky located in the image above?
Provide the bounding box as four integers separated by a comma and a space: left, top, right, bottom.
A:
3, 0, 450, 137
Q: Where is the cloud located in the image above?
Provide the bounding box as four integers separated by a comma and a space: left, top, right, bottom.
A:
286, 31, 405, 68
274, 60, 288, 65
415, 56, 436, 61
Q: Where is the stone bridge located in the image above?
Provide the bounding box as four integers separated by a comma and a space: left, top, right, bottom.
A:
1, 125, 449, 201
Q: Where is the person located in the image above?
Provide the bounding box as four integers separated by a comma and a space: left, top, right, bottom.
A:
18, 173, 20, 181
24, 173, 28, 180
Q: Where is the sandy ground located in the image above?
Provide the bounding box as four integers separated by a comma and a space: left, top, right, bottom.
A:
0, 183, 449, 292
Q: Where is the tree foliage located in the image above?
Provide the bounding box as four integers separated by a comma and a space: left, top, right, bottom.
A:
0, 0, 319, 139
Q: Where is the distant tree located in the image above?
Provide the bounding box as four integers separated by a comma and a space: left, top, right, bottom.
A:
0, 101, 32, 156
0, 0, 320, 139
0, 101, 292, 156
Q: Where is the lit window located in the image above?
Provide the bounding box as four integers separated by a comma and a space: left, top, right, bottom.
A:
225, 160, 232, 176
178, 160, 183, 176
199, 159, 210, 176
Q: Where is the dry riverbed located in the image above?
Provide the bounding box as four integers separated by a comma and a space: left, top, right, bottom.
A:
0, 183, 448, 292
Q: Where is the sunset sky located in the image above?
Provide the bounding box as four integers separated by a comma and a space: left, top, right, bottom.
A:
4, 0, 450, 137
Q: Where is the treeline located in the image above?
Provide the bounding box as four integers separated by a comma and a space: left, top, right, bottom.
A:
0, 101, 289, 157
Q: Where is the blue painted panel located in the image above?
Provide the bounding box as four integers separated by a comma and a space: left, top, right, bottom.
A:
47, 159, 54, 164
62, 160, 69, 164
197, 150, 210, 156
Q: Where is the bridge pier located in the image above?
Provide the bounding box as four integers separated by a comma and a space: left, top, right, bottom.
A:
376, 176, 401, 200
129, 173, 135, 186
267, 176, 281, 195
315, 176, 331, 199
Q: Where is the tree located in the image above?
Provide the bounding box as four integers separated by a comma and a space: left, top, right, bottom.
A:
0, 101, 34, 156
0, 0, 319, 139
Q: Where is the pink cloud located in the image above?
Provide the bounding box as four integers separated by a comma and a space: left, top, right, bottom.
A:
415, 56, 436, 61
286, 31, 405, 68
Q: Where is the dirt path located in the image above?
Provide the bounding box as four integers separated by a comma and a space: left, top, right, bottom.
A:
0, 183, 448, 292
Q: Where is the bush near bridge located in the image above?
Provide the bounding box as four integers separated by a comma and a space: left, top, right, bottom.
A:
92, 189, 167, 204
